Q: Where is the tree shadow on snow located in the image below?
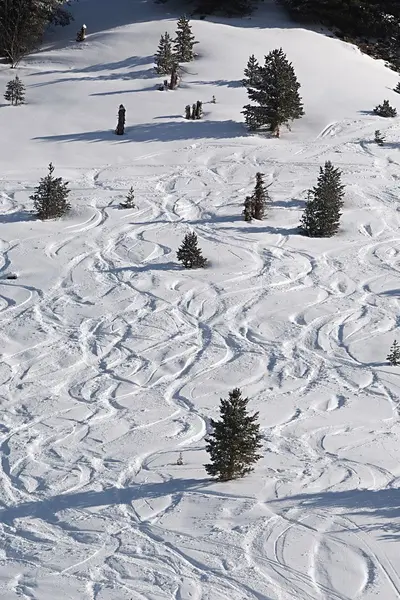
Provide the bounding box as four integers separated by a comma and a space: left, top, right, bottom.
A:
106, 261, 180, 274
220, 224, 300, 236
0, 211, 35, 224
32, 120, 247, 143
0, 478, 211, 523
29, 56, 156, 85
188, 79, 243, 88
276, 487, 400, 540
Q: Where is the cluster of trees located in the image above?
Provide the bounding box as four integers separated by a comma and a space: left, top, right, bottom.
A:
155, 16, 198, 75
0, 0, 72, 66
279, 0, 400, 71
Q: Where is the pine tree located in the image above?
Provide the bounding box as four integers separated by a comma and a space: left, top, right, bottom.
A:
300, 161, 345, 237
4, 75, 25, 105
30, 163, 71, 220
155, 32, 175, 75
394, 82, 400, 94
120, 186, 135, 209
373, 99, 397, 117
115, 104, 125, 135
242, 48, 304, 136
248, 172, 269, 220
387, 340, 400, 365
205, 388, 263, 481
173, 15, 198, 62
242, 54, 260, 87
243, 196, 253, 222
176, 232, 207, 268
374, 129, 385, 145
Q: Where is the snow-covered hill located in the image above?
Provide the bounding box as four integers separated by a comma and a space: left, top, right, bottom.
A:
1, 0, 400, 598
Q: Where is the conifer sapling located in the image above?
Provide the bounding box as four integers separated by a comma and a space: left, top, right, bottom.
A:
30, 163, 71, 220
374, 129, 385, 145
205, 388, 263, 481
394, 82, 400, 94
4, 75, 25, 105
387, 340, 400, 366
242, 54, 260, 88
176, 232, 207, 268
120, 186, 135, 209
155, 32, 175, 75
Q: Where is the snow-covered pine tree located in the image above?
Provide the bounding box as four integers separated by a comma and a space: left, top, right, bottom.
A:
242, 54, 260, 87
155, 32, 175, 75
176, 232, 207, 268
4, 75, 25, 105
387, 340, 400, 365
205, 388, 263, 481
30, 163, 71, 220
373, 99, 397, 117
173, 15, 198, 62
300, 161, 345, 237
120, 186, 135, 209
374, 129, 385, 145
242, 47, 304, 136
394, 82, 400, 94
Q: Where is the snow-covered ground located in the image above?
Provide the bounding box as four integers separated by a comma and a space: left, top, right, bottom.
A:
1, 0, 400, 598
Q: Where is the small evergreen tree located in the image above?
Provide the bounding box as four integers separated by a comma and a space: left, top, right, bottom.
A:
394, 82, 400, 94
243, 196, 253, 222
115, 104, 125, 135
191, 103, 196, 119
155, 32, 175, 75
242, 54, 260, 87
176, 232, 207, 268
4, 75, 25, 105
205, 388, 263, 481
242, 48, 304, 136
120, 186, 135, 209
30, 163, 71, 220
173, 15, 198, 62
387, 340, 400, 365
300, 161, 345, 237
185, 104, 191, 119
373, 99, 397, 117
374, 129, 385, 145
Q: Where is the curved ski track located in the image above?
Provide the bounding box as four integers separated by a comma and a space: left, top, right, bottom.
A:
1, 121, 400, 599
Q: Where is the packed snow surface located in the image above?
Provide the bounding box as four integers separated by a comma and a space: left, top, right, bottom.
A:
1, 0, 400, 598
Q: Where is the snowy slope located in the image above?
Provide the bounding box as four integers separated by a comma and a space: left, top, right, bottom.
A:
1, 0, 400, 598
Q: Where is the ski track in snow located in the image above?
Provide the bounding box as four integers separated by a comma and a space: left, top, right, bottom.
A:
2, 5, 400, 599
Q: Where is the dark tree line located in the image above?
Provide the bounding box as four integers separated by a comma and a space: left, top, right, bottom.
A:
0, 0, 72, 66
279, 0, 400, 71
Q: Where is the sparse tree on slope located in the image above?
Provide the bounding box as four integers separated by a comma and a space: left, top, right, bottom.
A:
242, 48, 304, 136
120, 186, 135, 209
394, 82, 400, 94
387, 340, 400, 365
205, 388, 263, 481
177, 232, 207, 268
173, 15, 198, 62
4, 75, 25, 105
30, 163, 71, 220
300, 161, 345, 237
242, 54, 260, 87
155, 32, 175, 75
374, 129, 385, 145
249, 172, 270, 220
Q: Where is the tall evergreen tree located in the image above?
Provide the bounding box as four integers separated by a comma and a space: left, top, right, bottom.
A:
30, 163, 71, 220
4, 75, 25, 105
242, 48, 304, 136
300, 161, 345, 237
173, 15, 198, 62
387, 340, 400, 365
155, 32, 175, 75
205, 388, 263, 481
176, 232, 207, 268
242, 54, 260, 87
